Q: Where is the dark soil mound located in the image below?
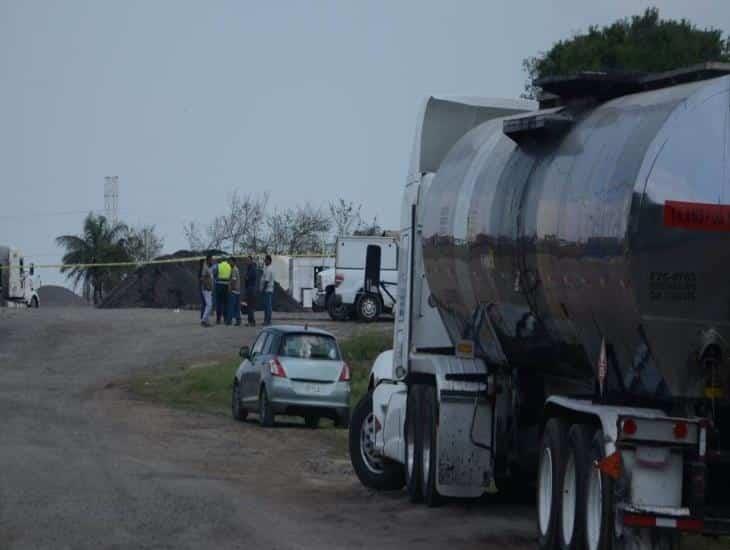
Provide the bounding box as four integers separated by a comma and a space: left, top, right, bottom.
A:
99, 250, 300, 312
38, 286, 89, 307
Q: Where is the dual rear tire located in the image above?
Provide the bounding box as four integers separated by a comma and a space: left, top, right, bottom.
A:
404, 384, 440, 506
538, 419, 602, 550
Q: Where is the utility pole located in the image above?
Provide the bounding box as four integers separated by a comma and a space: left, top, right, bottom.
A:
104, 176, 119, 223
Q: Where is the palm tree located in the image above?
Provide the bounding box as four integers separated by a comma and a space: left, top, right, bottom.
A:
56, 213, 131, 304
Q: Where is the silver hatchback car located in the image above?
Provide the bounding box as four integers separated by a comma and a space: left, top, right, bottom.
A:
231, 325, 350, 428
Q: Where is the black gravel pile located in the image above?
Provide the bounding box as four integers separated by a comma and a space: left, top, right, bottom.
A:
99, 250, 300, 312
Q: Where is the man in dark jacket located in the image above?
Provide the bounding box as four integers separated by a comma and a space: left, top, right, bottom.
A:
244, 256, 257, 327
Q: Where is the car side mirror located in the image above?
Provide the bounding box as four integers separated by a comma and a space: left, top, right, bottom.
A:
239, 346, 250, 359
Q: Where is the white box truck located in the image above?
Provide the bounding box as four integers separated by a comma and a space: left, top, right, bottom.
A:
330, 235, 398, 322
349, 64, 730, 550
1, 246, 40, 307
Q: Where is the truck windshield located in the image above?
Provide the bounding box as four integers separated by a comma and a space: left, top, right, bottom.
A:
279, 334, 340, 360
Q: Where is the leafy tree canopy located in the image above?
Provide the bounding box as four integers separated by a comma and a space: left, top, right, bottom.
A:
523, 7, 730, 97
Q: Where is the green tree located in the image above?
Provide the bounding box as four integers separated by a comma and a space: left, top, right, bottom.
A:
523, 7, 730, 98
56, 213, 131, 304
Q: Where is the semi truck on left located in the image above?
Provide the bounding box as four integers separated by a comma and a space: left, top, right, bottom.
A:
0, 246, 40, 307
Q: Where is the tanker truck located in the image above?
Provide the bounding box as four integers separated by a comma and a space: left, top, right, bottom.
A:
348, 63, 730, 550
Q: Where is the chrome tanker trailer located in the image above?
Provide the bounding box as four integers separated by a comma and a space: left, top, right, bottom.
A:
349, 63, 730, 550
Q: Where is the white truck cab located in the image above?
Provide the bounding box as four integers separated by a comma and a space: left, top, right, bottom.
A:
331, 235, 398, 322
1, 246, 40, 308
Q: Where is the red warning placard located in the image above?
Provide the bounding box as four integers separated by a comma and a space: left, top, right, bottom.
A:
664, 200, 730, 231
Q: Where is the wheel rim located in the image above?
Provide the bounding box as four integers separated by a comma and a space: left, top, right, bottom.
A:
406, 408, 416, 481
538, 447, 553, 536
359, 412, 383, 474
586, 463, 603, 550
561, 451, 577, 545
362, 298, 377, 318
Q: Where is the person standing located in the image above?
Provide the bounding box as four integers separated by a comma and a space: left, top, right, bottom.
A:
197, 258, 206, 321
244, 255, 258, 327
228, 257, 242, 326
262, 254, 274, 326
215, 256, 232, 325
200, 255, 214, 327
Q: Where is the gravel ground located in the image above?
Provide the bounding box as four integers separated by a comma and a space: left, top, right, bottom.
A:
0, 307, 535, 549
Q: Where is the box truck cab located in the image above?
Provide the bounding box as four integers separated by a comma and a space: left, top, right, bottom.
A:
331, 235, 398, 322
1, 246, 40, 308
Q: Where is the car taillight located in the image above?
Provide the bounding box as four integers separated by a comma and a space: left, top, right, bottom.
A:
269, 357, 287, 378
339, 363, 351, 382
335, 272, 344, 287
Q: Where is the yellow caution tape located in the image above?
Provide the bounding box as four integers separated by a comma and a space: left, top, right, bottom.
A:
0, 253, 333, 270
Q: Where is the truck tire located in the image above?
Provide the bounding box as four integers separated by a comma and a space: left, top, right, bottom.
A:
560, 424, 594, 550
231, 381, 247, 422
584, 428, 612, 550
304, 415, 320, 429
348, 392, 405, 490
327, 295, 349, 321
421, 385, 441, 507
405, 384, 423, 502
259, 386, 275, 427
356, 293, 381, 323
538, 418, 568, 550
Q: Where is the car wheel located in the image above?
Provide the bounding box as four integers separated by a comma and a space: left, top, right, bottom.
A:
259, 386, 274, 427
304, 415, 320, 429
231, 381, 247, 421
421, 385, 441, 507
356, 293, 380, 323
348, 392, 405, 490
335, 409, 350, 429
405, 384, 423, 502
327, 295, 349, 321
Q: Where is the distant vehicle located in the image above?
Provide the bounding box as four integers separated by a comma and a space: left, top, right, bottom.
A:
0, 246, 40, 308
330, 235, 398, 322
288, 256, 334, 309
314, 267, 335, 313
232, 325, 350, 428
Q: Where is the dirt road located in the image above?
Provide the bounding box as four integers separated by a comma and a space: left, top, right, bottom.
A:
0, 307, 535, 549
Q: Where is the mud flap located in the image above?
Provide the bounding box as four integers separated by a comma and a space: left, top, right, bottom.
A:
435, 391, 493, 498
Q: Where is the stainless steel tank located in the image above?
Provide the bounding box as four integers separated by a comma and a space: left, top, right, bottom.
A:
422, 74, 730, 399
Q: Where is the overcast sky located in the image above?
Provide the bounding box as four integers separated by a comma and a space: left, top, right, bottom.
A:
2, 0, 729, 288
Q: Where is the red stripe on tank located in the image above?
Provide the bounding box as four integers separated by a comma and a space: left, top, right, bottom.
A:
664, 200, 730, 231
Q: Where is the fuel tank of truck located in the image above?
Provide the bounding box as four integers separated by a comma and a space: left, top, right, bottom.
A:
422, 72, 730, 399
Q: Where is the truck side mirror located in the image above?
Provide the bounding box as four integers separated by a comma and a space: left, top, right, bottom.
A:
239, 346, 250, 359
29, 264, 35, 276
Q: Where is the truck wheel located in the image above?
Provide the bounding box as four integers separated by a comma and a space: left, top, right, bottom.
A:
304, 415, 319, 429
231, 381, 247, 421
327, 295, 349, 321
348, 392, 405, 490
560, 424, 594, 550
405, 384, 423, 502
421, 385, 441, 507
31, 296, 39, 308
584, 429, 613, 550
538, 418, 568, 550
259, 387, 275, 427
357, 294, 381, 323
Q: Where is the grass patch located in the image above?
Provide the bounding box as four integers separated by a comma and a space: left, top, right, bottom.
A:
129, 328, 393, 415
340, 328, 393, 407
130, 360, 237, 416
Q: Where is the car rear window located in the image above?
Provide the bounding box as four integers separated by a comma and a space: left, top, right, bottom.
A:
279, 334, 340, 360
